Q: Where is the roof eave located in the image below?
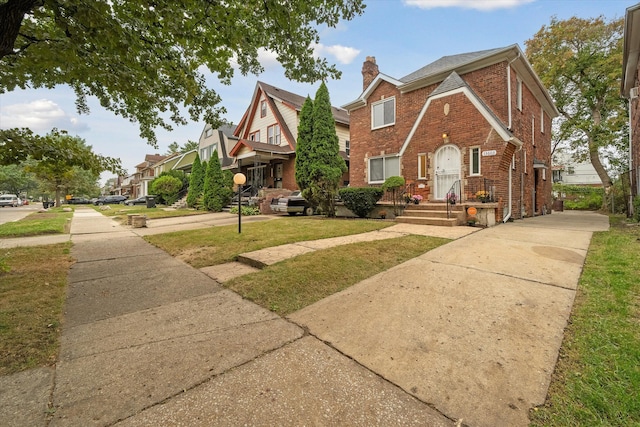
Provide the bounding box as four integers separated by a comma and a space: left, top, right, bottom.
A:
622, 4, 640, 96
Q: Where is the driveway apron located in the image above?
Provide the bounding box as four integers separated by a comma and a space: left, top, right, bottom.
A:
289, 211, 609, 427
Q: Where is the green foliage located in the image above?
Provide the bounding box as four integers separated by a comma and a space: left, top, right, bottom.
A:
634, 196, 640, 222
525, 16, 626, 189
229, 206, 261, 216
554, 184, 603, 211
295, 96, 314, 193
187, 154, 205, 208
0, 1, 365, 146
382, 176, 405, 215
202, 150, 232, 211
338, 187, 384, 218
150, 175, 182, 205
0, 164, 38, 195
296, 82, 347, 217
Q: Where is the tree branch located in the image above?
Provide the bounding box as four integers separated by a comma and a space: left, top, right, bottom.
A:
0, 0, 41, 58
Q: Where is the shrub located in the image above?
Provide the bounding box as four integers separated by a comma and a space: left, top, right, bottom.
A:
150, 175, 182, 205
229, 206, 261, 216
338, 187, 384, 218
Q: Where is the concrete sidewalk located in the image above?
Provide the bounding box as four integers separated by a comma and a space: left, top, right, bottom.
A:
0, 209, 609, 426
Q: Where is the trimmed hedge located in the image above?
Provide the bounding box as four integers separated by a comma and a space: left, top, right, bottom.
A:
338, 187, 384, 218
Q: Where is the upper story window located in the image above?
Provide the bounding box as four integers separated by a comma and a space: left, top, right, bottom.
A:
205, 128, 213, 138
260, 100, 267, 118
540, 106, 545, 133
371, 97, 395, 129
470, 147, 480, 176
368, 155, 400, 184
516, 78, 523, 111
267, 124, 280, 145
345, 140, 350, 156
249, 130, 260, 142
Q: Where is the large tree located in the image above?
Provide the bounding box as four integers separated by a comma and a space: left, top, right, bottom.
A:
0, 163, 38, 195
0, 0, 365, 146
294, 95, 314, 195
15, 129, 121, 206
525, 16, 627, 198
186, 154, 204, 208
297, 82, 346, 217
202, 150, 232, 212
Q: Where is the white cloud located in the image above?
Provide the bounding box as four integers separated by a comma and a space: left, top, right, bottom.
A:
314, 43, 361, 65
0, 98, 89, 133
403, 0, 535, 11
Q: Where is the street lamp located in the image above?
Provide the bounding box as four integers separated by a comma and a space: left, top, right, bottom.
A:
233, 173, 246, 233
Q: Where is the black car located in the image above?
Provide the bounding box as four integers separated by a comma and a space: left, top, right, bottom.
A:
66, 197, 91, 204
93, 195, 128, 205
124, 196, 147, 206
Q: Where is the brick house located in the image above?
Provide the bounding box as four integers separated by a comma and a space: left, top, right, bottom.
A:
228, 81, 350, 192
343, 45, 559, 220
622, 3, 640, 212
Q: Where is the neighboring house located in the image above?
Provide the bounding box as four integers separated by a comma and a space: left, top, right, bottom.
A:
552, 150, 603, 186
343, 45, 558, 220
622, 3, 640, 207
127, 154, 166, 198
153, 150, 198, 176
228, 81, 350, 191
197, 123, 239, 170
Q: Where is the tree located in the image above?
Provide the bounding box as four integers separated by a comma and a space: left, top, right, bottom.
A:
299, 82, 346, 217
295, 95, 314, 195
166, 142, 181, 155
18, 129, 122, 206
181, 140, 199, 153
187, 154, 204, 208
0, 1, 365, 146
202, 150, 232, 212
0, 163, 38, 195
525, 16, 627, 205
150, 175, 182, 206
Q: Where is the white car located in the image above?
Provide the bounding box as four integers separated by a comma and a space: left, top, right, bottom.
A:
0, 194, 20, 207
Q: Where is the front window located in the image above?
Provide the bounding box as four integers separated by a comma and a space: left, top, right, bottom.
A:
368, 155, 400, 184
516, 78, 523, 111
470, 147, 480, 175
267, 124, 280, 145
418, 154, 427, 179
371, 98, 395, 129
249, 131, 260, 142
205, 128, 213, 138
345, 140, 350, 156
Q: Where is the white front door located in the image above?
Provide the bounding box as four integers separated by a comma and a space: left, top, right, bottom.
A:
434, 145, 461, 200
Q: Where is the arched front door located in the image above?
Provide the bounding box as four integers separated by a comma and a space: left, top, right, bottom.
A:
434, 145, 461, 200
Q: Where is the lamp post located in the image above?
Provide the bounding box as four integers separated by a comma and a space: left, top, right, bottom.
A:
233, 173, 246, 233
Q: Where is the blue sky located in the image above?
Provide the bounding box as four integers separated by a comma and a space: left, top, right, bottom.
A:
0, 0, 632, 183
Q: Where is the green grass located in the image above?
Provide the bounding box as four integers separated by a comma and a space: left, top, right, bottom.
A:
0, 243, 73, 375
226, 234, 449, 316
530, 216, 640, 425
0, 209, 73, 237
145, 217, 393, 268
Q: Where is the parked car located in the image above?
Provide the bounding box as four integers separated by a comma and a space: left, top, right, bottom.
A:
66, 197, 91, 204
125, 196, 147, 206
93, 195, 128, 205
0, 194, 20, 207
270, 191, 314, 216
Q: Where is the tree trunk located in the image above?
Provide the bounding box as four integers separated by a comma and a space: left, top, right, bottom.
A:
0, 0, 41, 58
590, 108, 613, 210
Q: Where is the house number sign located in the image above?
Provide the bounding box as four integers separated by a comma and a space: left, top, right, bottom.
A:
482, 150, 497, 157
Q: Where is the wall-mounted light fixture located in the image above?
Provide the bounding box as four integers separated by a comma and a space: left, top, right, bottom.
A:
442, 132, 449, 141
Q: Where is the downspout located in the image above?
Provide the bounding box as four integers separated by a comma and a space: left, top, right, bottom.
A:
507, 52, 520, 130
503, 161, 513, 222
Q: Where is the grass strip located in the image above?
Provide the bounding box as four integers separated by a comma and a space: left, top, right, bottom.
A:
0, 209, 73, 238
226, 234, 449, 316
0, 243, 73, 375
146, 217, 393, 268
530, 217, 640, 425
93, 205, 209, 222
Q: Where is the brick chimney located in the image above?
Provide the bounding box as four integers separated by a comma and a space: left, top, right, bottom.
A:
362, 56, 379, 90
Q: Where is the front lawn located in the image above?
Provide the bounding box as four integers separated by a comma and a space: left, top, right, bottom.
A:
93, 204, 209, 222
0, 209, 73, 238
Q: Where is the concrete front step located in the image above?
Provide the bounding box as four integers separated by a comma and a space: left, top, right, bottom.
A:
396, 216, 459, 226
403, 209, 461, 219
405, 203, 464, 212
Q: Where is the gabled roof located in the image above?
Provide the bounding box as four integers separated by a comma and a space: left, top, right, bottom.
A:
399, 71, 522, 156
343, 45, 558, 118
229, 139, 295, 157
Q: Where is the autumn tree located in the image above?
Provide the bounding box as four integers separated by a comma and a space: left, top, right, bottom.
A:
295, 82, 346, 216
525, 16, 627, 203
0, 0, 365, 146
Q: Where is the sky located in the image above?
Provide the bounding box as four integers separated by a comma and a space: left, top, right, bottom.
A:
0, 0, 633, 184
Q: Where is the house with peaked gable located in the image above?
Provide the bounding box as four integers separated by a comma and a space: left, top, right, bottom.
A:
228, 81, 350, 192
343, 45, 559, 221
197, 123, 239, 171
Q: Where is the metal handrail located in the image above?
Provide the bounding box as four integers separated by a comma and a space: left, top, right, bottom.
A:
446, 180, 461, 219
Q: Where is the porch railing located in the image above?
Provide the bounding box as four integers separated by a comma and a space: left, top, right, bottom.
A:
446, 180, 461, 219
